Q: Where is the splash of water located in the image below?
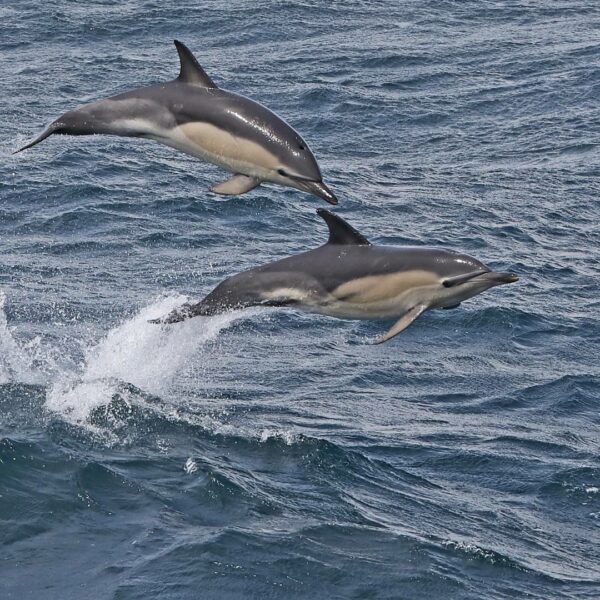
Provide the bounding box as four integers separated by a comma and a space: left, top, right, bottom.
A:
44, 294, 251, 426
1, 292, 284, 440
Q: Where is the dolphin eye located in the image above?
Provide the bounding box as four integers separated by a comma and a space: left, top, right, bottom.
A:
278, 168, 288, 176
299, 143, 305, 150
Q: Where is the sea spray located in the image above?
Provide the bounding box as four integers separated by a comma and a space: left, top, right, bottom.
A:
46, 294, 254, 426
0, 292, 41, 385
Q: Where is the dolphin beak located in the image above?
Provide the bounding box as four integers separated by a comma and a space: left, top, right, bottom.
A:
477, 272, 519, 285
296, 180, 338, 205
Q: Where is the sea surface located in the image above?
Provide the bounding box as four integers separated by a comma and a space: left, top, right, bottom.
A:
1, 1, 599, 598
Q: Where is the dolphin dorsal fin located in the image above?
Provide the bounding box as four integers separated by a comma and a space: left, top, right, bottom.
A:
317, 209, 371, 246
174, 40, 217, 88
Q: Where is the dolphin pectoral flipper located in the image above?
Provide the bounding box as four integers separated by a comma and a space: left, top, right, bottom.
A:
375, 304, 428, 344
209, 174, 262, 195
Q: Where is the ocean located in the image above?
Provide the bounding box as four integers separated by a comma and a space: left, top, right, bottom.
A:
1, 1, 599, 598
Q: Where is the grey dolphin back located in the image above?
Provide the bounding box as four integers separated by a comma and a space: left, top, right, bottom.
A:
152, 269, 317, 324
173, 40, 217, 88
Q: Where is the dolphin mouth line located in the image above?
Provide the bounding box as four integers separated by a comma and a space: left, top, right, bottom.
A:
284, 172, 315, 183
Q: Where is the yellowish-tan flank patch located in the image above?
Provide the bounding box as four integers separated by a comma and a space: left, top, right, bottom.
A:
176, 122, 279, 169
332, 270, 439, 304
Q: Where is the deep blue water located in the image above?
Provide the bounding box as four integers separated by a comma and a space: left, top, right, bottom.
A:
1, 1, 600, 598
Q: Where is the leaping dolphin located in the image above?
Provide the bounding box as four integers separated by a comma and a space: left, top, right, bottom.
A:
153, 210, 518, 343
14, 41, 338, 204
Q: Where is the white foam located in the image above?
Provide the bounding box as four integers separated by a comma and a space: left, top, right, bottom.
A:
1, 291, 276, 439
184, 457, 198, 475
45, 294, 251, 426
259, 428, 299, 445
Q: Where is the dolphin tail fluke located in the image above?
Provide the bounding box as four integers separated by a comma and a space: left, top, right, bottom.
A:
150, 302, 200, 324
149, 300, 222, 325
13, 122, 62, 154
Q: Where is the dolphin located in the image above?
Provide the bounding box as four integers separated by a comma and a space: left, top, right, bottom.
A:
14, 41, 338, 204
153, 209, 518, 343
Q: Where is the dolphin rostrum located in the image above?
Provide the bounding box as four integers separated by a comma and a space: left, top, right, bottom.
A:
153, 210, 518, 343
14, 41, 338, 204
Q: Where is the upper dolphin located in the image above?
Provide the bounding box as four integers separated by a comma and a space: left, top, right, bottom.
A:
14, 40, 338, 204
154, 210, 518, 343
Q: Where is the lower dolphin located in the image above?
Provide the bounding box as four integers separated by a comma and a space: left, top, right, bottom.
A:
14, 41, 337, 205
153, 209, 518, 343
